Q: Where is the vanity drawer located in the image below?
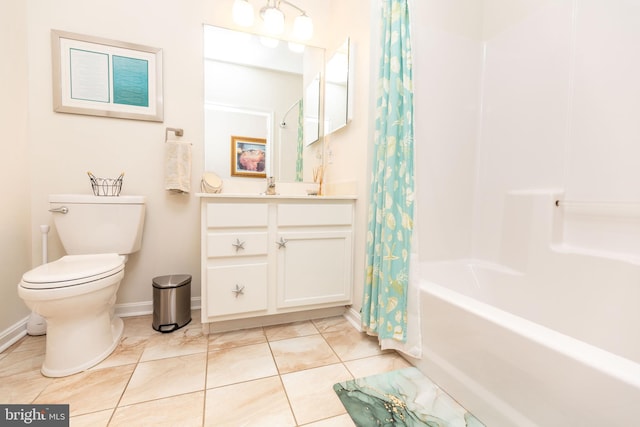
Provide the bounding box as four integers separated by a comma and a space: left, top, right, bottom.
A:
206, 263, 268, 316
207, 203, 268, 228
207, 232, 268, 257
277, 203, 353, 226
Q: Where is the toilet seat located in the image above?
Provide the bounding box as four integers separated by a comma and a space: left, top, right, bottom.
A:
21, 254, 125, 290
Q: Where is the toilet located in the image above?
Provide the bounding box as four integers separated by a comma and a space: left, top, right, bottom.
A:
18, 194, 145, 377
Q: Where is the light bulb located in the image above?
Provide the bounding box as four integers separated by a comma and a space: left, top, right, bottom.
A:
263, 6, 285, 34
232, 0, 254, 27
293, 14, 313, 40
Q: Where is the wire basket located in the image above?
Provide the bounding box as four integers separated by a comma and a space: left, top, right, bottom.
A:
88, 172, 124, 196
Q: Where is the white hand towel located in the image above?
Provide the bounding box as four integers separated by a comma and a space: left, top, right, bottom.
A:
164, 140, 192, 193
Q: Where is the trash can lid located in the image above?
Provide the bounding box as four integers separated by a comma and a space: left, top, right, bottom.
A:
152, 274, 192, 289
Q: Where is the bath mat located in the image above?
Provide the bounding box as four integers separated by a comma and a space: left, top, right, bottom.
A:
333, 367, 485, 427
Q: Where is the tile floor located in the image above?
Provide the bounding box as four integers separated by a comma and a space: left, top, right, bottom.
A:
0, 312, 413, 426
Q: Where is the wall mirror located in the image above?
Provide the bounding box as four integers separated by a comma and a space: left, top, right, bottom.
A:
204, 25, 324, 182
324, 38, 352, 135
304, 72, 320, 146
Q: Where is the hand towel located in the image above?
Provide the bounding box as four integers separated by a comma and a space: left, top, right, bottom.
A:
164, 140, 192, 193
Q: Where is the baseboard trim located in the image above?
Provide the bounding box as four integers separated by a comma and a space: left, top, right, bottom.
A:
343, 306, 362, 331
0, 317, 29, 354
0, 298, 203, 352
114, 297, 202, 318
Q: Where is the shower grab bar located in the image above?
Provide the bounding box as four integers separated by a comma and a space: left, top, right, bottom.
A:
555, 199, 640, 217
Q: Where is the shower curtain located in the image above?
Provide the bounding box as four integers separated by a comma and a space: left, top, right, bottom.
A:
362, 0, 415, 346
296, 99, 304, 182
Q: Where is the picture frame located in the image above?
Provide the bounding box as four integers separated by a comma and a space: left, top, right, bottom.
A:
51, 29, 163, 122
231, 136, 267, 178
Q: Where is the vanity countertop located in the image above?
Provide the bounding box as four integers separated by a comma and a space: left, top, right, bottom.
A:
196, 193, 357, 200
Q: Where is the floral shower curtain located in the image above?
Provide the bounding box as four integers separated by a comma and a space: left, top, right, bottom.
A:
362, 0, 415, 342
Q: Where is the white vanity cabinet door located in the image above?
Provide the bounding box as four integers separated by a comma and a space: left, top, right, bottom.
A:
206, 263, 268, 316
276, 203, 354, 309
276, 230, 353, 308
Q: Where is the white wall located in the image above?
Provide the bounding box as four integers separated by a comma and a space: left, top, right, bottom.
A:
320, 1, 374, 315
25, 0, 205, 312
1, 0, 373, 340
0, 0, 32, 336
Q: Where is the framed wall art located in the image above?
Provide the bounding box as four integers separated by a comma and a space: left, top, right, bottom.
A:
231, 136, 267, 178
51, 29, 163, 122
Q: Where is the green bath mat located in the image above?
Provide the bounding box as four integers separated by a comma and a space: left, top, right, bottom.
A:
333, 367, 485, 427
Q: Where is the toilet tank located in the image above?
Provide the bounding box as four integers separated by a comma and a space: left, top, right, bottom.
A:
49, 194, 146, 255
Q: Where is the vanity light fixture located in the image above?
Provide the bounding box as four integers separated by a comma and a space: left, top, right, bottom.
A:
232, 0, 313, 41
261, 2, 285, 34
232, 0, 255, 27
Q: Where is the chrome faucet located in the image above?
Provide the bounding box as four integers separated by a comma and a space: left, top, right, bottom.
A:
265, 176, 276, 195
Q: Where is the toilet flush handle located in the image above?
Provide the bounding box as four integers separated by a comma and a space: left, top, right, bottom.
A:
48, 206, 69, 214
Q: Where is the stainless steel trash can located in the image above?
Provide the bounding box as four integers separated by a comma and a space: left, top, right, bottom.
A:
152, 274, 192, 333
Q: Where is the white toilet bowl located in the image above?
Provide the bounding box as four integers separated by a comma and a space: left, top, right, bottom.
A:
18, 254, 127, 377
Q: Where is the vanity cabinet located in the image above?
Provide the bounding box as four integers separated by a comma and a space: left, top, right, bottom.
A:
200, 195, 356, 323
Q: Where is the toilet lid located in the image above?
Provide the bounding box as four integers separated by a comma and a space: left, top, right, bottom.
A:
21, 254, 125, 289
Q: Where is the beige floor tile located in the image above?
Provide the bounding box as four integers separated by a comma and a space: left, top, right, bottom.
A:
343, 353, 412, 378
111, 391, 204, 427
34, 364, 135, 416
281, 363, 353, 425
69, 409, 113, 427
0, 369, 53, 404
0, 349, 45, 378
264, 320, 319, 341
303, 413, 357, 426
91, 336, 147, 370
122, 315, 156, 338
119, 353, 206, 406
323, 327, 387, 361
205, 376, 295, 427
208, 327, 266, 351
185, 309, 202, 330
270, 335, 340, 374
8, 335, 46, 355
140, 327, 208, 362
313, 316, 355, 334
207, 342, 277, 388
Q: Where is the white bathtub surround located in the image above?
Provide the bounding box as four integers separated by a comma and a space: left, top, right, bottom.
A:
406, 190, 640, 426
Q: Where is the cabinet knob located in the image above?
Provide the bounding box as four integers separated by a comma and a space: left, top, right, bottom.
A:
276, 237, 288, 249
232, 238, 245, 252
232, 284, 245, 298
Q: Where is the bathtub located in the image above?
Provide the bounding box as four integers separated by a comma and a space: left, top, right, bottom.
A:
405, 258, 640, 426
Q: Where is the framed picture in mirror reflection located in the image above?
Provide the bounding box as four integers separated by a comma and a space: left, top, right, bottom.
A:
231, 136, 267, 178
